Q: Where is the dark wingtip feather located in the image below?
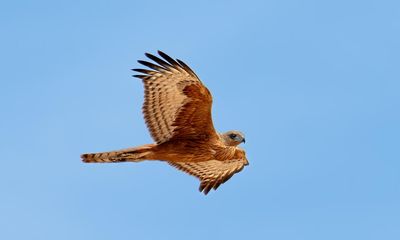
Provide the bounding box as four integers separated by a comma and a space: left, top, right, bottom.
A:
203, 186, 212, 195
176, 59, 198, 78
213, 182, 222, 190
199, 184, 206, 194
137, 60, 167, 71
132, 74, 147, 79
157, 50, 180, 67
145, 52, 173, 69
134, 51, 199, 80
199, 182, 212, 195
132, 68, 156, 74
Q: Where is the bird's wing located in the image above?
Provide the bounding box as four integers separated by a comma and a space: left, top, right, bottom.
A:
168, 156, 249, 195
133, 51, 218, 144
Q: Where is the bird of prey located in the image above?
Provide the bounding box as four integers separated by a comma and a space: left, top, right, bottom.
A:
81, 51, 248, 194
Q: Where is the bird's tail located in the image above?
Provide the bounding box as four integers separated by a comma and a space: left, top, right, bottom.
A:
81, 144, 156, 163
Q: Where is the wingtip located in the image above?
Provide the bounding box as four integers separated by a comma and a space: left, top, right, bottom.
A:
199, 183, 212, 195
157, 51, 178, 65
144, 52, 153, 58
132, 74, 147, 79
203, 188, 211, 195
157, 50, 166, 56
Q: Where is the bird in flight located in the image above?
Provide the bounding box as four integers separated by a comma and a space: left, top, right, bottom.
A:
81, 51, 248, 194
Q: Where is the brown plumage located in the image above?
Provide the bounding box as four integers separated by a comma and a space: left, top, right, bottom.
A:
81, 51, 248, 195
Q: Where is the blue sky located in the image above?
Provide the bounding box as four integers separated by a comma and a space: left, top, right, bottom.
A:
1, 0, 399, 239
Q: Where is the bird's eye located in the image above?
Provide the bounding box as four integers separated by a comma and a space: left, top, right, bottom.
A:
230, 134, 237, 139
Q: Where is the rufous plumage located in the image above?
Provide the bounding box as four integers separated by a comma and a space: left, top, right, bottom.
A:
81, 51, 248, 194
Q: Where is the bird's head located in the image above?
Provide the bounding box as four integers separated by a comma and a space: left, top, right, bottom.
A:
221, 130, 246, 146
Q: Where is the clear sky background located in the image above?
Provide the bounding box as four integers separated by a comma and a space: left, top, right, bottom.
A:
1, 0, 399, 239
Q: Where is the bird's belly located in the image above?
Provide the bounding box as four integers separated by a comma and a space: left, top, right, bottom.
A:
152, 142, 214, 162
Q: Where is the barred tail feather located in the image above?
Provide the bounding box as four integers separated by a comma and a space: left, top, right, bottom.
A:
81, 144, 155, 163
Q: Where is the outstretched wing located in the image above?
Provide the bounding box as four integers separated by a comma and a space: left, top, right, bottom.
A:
168, 157, 249, 195
133, 51, 218, 144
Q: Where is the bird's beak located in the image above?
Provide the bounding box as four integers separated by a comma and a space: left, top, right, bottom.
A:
242, 138, 246, 143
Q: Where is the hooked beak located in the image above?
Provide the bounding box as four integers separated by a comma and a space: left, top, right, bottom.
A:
242, 138, 246, 143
